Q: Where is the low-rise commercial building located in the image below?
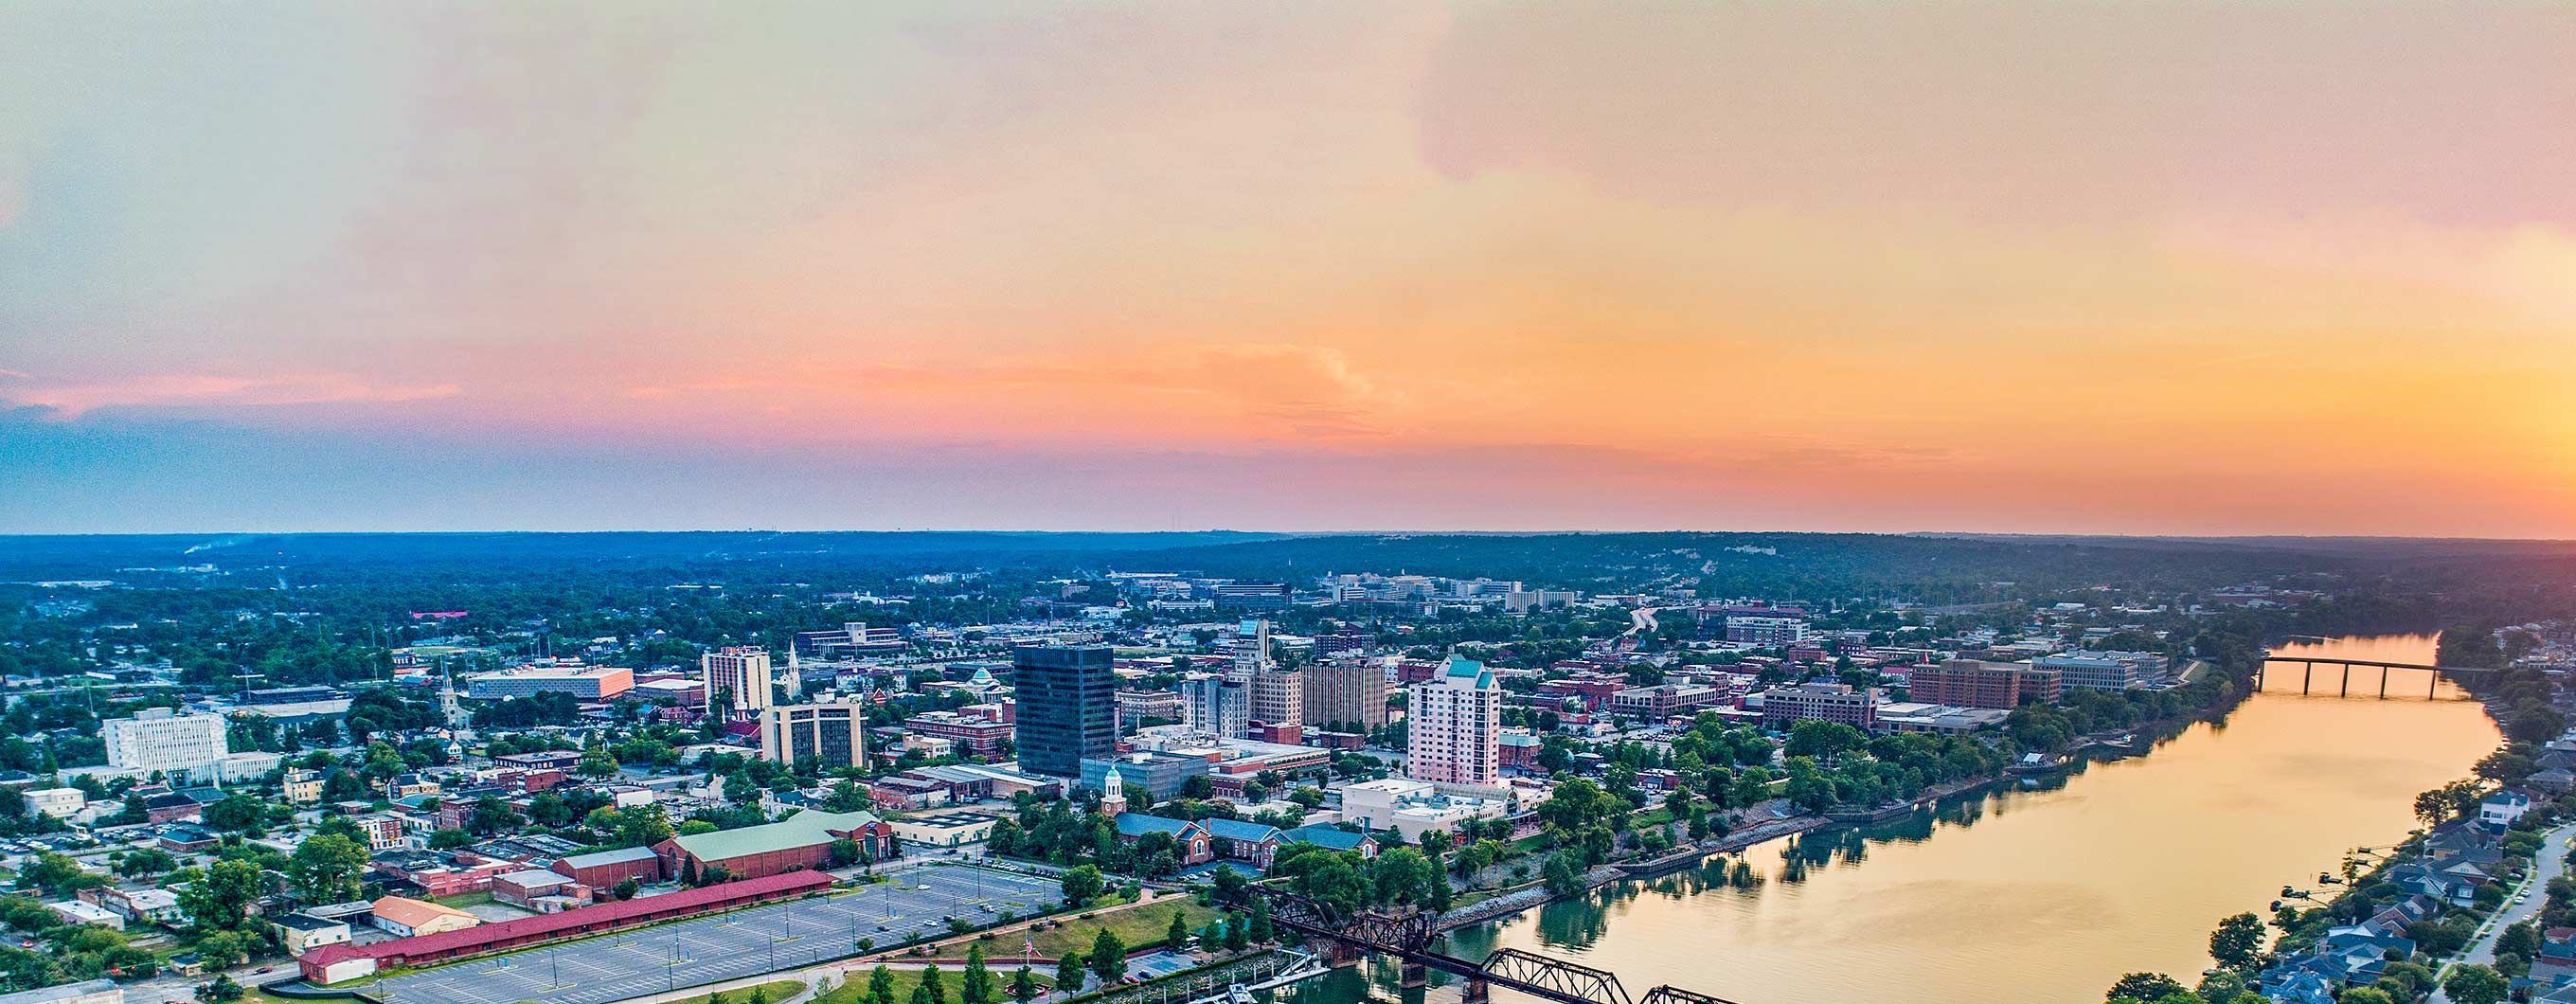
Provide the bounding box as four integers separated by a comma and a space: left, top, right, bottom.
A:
654, 808, 892, 880
466, 664, 634, 701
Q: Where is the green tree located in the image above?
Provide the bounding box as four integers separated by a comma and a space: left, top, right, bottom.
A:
1089, 928, 1128, 984
1060, 865, 1104, 905
1055, 952, 1085, 995
2335, 989, 2394, 1004
1542, 852, 1584, 896
1011, 966, 1040, 1003
202, 794, 269, 834
868, 965, 900, 1004
1167, 910, 1190, 948
2208, 912, 2264, 972
920, 963, 947, 1004
2498, 921, 2541, 960
962, 943, 994, 1004
180, 859, 268, 932
2108, 973, 2187, 1003
289, 834, 369, 905
2442, 964, 2506, 1004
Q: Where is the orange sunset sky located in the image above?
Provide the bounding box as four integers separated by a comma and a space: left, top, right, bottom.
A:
2, 4, 2572, 534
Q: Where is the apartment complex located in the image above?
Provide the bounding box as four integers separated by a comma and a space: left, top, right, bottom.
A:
1905, 659, 2062, 710
1301, 661, 1389, 728
758, 702, 867, 769
1407, 654, 1502, 786
702, 647, 776, 714
1013, 645, 1117, 777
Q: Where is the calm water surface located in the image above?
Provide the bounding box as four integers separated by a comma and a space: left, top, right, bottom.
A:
1278, 634, 2499, 1004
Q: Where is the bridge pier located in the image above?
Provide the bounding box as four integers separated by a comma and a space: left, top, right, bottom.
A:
2340, 665, 2350, 696
2301, 661, 2311, 694
1463, 979, 1490, 1002
1400, 961, 1428, 989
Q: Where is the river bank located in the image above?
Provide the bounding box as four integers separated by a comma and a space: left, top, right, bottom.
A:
1433, 697, 2240, 933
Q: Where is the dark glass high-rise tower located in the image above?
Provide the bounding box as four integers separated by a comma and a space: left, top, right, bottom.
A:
1013, 645, 1116, 777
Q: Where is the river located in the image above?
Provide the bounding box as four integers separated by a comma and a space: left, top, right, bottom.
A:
1275, 634, 2501, 1004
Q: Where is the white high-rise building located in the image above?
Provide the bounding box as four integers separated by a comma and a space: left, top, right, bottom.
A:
1407, 654, 1502, 786
1178, 673, 1249, 738
1229, 619, 1272, 678
703, 647, 776, 715
103, 708, 227, 776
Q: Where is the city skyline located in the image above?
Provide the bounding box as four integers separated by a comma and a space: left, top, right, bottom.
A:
5, 4, 2574, 536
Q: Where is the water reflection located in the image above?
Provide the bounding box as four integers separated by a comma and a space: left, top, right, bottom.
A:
1274, 635, 2499, 1004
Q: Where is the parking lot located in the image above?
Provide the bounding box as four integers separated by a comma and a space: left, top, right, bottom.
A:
367, 865, 1062, 1004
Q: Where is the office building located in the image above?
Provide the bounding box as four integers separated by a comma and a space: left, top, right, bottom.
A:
464, 664, 634, 701
791, 622, 905, 658
1115, 689, 1185, 728
103, 708, 227, 776
1726, 616, 1808, 646
1249, 670, 1303, 729
1178, 672, 1248, 739
2034, 650, 2168, 691
1302, 661, 1390, 728
1211, 583, 1292, 608
759, 701, 867, 769
1013, 645, 1116, 777
1229, 619, 1274, 677
1407, 654, 1502, 786
1081, 750, 1211, 802
1904, 659, 2062, 709
1759, 682, 1878, 730
1503, 589, 1579, 613
703, 647, 776, 714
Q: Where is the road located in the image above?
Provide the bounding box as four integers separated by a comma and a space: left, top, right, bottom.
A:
2430, 818, 2576, 1003
1623, 607, 1660, 639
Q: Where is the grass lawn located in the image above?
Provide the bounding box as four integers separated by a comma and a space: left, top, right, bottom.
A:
814, 965, 1051, 1004
1016, 898, 1220, 961
669, 978, 808, 1004
429, 890, 493, 909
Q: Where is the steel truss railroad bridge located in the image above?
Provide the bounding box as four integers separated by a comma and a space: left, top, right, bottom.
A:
1255, 888, 1741, 1004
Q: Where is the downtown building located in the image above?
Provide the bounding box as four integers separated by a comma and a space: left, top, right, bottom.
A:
1726, 616, 1809, 646
464, 664, 634, 701
1013, 645, 1117, 777
1178, 673, 1249, 738
1407, 654, 1502, 786
702, 647, 776, 715
103, 708, 228, 776
2032, 650, 2168, 691
1758, 681, 1879, 730
1302, 661, 1390, 729
758, 701, 867, 770
1903, 659, 2062, 710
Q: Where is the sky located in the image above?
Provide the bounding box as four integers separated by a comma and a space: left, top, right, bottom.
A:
3, 2, 2573, 536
